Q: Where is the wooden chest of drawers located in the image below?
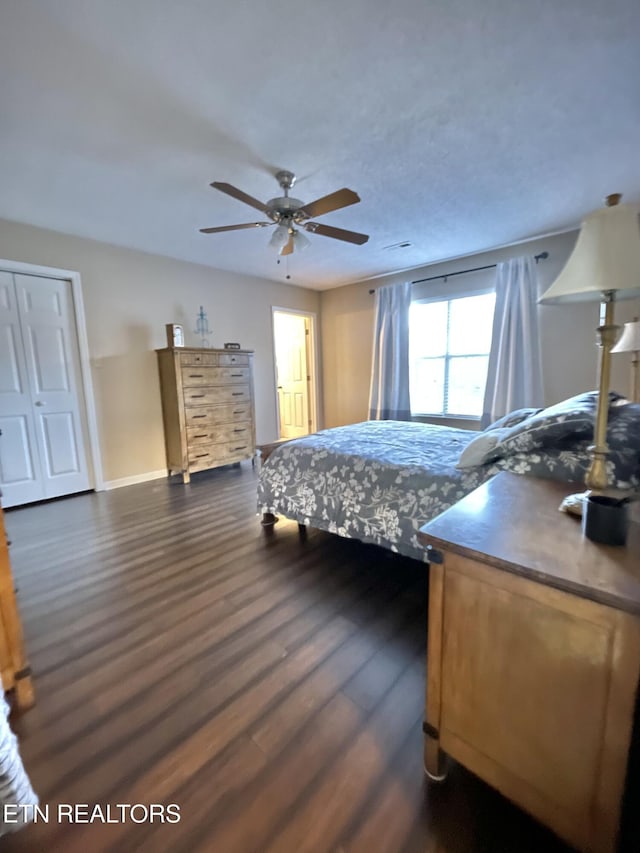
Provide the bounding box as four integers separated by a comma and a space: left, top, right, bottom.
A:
156, 347, 256, 483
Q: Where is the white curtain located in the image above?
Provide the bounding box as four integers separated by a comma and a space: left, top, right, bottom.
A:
482, 256, 544, 427
368, 281, 412, 421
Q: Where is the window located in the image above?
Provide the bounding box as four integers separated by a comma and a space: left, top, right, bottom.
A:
409, 291, 496, 418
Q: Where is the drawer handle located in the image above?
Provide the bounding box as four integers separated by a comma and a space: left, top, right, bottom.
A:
192, 414, 206, 419
233, 409, 244, 414
234, 445, 247, 451
233, 428, 246, 433
193, 434, 208, 439
189, 373, 204, 378
195, 453, 208, 458
232, 392, 244, 397
231, 373, 243, 377
190, 394, 206, 398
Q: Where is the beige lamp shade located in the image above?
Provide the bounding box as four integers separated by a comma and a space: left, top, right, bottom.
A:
611, 318, 640, 353
539, 200, 640, 304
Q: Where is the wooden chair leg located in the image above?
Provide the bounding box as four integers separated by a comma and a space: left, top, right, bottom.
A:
261, 512, 278, 528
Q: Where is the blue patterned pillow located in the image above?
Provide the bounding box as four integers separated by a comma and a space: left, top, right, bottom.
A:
496, 391, 625, 454
607, 402, 640, 451
483, 407, 542, 432
496, 443, 640, 490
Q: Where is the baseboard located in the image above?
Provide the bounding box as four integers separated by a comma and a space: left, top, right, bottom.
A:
102, 469, 168, 490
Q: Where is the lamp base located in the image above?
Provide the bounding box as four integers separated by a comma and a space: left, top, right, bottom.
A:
584, 445, 611, 492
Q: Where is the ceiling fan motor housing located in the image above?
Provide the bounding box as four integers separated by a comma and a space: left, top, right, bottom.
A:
266, 195, 306, 224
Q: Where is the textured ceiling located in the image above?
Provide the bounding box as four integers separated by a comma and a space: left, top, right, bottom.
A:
1, 0, 639, 290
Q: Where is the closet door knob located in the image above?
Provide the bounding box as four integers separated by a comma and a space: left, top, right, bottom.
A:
35, 401, 46, 407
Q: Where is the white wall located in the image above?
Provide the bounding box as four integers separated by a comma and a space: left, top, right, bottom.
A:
321, 230, 640, 428
0, 218, 320, 484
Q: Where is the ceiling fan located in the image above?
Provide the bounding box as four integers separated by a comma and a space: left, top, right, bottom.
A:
200, 170, 369, 255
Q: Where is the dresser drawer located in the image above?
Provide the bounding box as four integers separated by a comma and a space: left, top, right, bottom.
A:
187, 446, 223, 471
181, 367, 250, 387
218, 402, 252, 423
219, 441, 254, 461
188, 443, 252, 467
187, 422, 252, 446
183, 385, 251, 408
218, 353, 249, 367
183, 402, 252, 427
180, 352, 219, 367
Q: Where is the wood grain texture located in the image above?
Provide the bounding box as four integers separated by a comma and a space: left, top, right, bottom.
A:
0, 504, 33, 709
424, 561, 445, 780
156, 347, 256, 483
439, 555, 640, 852
420, 474, 640, 853
418, 472, 640, 615
1, 466, 577, 852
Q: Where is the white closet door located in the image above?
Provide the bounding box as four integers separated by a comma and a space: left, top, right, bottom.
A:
0, 271, 44, 505
0, 273, 91, 506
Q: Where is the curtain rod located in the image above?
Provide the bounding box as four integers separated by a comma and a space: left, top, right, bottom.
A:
368, 251, 549, 294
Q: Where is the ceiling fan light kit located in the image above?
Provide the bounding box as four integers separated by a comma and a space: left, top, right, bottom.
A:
269, 224, 290, 252
293, 230, 311, 252
200, 170, 369, 255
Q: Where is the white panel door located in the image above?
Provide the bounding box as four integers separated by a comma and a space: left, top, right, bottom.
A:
274, 312, 310, 440
0, 271, 44, 505
0, 273, 91, 506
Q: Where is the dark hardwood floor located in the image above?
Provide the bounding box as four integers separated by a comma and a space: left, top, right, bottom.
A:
2, 464, 574, 852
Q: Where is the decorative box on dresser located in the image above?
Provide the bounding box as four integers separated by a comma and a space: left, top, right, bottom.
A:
0, 502, 34, 710
156, 347, 256, 483
418, 472, 640, 853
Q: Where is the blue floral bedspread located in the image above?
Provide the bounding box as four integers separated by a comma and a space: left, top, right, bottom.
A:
258, 407, 640, 563
257, 420, 496, 562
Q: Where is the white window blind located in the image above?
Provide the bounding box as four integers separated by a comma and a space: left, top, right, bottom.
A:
409, 291, 496, 418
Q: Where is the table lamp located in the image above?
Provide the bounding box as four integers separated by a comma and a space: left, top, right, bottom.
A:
539, 194, 640, 492
611, 317, 640, 402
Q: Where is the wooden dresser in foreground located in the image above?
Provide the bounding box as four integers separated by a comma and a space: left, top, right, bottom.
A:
156, 347, 256, 484
0, 503, 34, 710
418, 472, 640, 853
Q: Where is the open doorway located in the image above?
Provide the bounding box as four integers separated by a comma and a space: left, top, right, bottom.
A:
272, 308, 318, 440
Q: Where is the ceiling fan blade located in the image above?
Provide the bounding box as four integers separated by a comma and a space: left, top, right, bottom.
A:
199, 222, 273, 234
304, 222, 369, 245
211, 182, 270, 214
280, 234, 294, 256
298, 188, 360, 219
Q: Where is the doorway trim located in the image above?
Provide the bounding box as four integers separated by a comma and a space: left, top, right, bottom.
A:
271, 306, 320, 438
0, 258, 104, 492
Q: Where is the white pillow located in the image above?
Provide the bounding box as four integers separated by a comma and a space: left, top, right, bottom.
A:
456, 429, 508, 468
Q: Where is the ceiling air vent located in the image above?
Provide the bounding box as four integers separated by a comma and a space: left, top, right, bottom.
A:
383, 241, 412, 250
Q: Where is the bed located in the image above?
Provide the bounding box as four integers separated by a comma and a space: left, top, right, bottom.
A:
257, 394, 640, 562
258, 420, 497, 561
